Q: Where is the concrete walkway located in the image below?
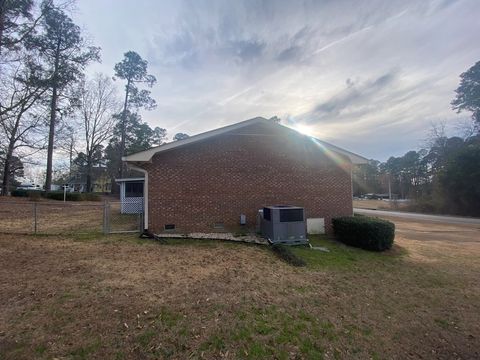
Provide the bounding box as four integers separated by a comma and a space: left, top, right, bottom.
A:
354, 208, 480, 225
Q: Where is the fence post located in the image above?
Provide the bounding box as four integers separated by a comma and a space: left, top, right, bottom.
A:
103, 200, 109, 235
139, 198, 144, 233
33, 202, 37, 234
139, 212, 144, 234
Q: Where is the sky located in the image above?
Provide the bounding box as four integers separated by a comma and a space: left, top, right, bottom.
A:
70, 0, 480, 161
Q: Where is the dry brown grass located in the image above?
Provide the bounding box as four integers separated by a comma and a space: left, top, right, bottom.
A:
0, 197, 138, 234
0, 214, 479, 359
354, 199, 410, 211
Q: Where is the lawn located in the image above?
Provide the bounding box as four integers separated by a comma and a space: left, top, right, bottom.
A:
0, 217, 479, 359
353, 199, 410, 211
0, 197, 140, 234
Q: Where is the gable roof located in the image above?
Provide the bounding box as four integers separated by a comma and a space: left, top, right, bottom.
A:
123, 117, 369, 164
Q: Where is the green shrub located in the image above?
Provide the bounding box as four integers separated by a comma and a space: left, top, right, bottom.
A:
11, 189, 43, 200
28, 191, 42, 201
44, 192, 82, 201
11, 189, 28, 197
12, 189, 101, 201
271, 244, 306, 267
332, 215, 395, 251
43, 192, 101, 201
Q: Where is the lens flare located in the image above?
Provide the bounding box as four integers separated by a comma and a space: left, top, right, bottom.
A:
294, 124, 313, 136
311, 138, 350, 171
287, 120, 350, 172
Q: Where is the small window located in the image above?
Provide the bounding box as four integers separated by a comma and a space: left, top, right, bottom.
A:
164, 224, 175, 230
279, 208, 304, 222
125, 182, 143, 198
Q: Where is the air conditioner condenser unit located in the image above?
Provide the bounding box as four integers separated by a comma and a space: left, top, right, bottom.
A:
261, 205, 307, 245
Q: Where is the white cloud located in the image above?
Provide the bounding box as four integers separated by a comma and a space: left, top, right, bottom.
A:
73, 0, 480, 160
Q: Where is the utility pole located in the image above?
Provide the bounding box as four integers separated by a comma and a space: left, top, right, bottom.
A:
388, 174, 392, 201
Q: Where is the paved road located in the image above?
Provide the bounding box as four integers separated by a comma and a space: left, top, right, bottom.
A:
354, 208, 480, 225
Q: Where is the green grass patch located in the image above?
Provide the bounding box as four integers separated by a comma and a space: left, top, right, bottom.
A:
271, 244, 306, 266
291, 235, 405, 270
136, 329, 156, 349
244, 341, 275, 359
199, 334, 226, 351
299, 338, 324, 359
157, 307, 182, 328
434, 318, 450, 329
69, 338, 101, 360
228, 305, 342, 359
34, 344, 48, 356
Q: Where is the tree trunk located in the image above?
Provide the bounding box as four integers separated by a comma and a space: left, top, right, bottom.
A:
45, 86, 57, 191
110, 176, 119, 195
0, 0, 6, 55
45, 42, 61, 192
1, 104, 22, 195
86, 156, 92, 193
1, 148, 12, 195
1, 129, 17, 195
119, 79, 130, 178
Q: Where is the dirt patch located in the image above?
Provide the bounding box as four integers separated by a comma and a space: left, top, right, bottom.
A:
0, 218, 479, 359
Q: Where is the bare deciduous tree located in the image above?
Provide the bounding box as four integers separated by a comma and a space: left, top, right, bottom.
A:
0, 61, 47, 194
77, 73, 119, 192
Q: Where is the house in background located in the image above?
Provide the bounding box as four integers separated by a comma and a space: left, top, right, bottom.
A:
115, 177, 144, 214
123, 117, 368, 234
61, 167, 112, 193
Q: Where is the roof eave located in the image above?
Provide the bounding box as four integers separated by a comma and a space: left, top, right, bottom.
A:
123, 117, 268, 162
115, 177, 145, 183
122, 116, 370, 165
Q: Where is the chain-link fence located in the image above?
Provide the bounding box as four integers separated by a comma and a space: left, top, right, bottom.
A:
0, 200, 143, 235
105, 201, 144, 234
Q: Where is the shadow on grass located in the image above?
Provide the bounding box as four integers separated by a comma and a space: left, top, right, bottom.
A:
270, 244, 307, 267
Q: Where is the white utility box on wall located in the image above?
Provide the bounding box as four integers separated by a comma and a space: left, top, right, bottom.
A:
306, 218, 325, 234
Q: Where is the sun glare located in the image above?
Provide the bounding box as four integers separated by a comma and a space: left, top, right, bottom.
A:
294, 124, 313, 136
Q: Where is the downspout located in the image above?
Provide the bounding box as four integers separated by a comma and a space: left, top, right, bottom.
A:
127, 163, 149, 230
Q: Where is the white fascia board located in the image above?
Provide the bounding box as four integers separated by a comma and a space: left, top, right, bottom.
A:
312, 139, 369, 165
114, 177, 145, 183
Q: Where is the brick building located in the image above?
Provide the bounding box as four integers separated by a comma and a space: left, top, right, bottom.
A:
123, 117, 367, 234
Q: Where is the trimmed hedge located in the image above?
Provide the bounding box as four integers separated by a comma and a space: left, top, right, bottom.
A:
44, 192, 101, 201
332, 215, 395, 251
11, 189, 42, 200
44, 192, 82, 201
11, 190, 101, 202
11, 189, 29, 197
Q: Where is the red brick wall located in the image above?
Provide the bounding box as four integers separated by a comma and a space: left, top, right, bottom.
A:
141, 122, 353, 234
